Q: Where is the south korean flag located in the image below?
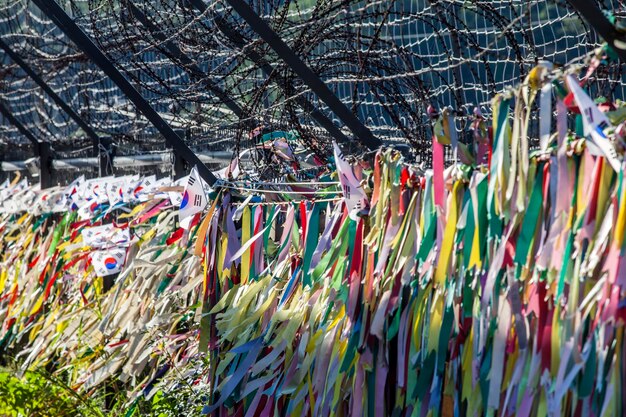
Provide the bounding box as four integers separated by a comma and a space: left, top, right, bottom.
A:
179, 166, 208, 229
333, 142, 369, 220
82, 224, 130, 248
566, 75, 621, 173
90, 247, 127, 277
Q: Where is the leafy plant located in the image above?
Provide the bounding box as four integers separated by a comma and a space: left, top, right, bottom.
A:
0, 367, 103, 417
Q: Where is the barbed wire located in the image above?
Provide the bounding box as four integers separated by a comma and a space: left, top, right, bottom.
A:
0, 0, 624, 174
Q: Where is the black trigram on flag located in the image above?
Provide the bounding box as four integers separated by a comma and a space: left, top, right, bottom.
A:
188, 176, 196, 186
343, 183, 351, 199
194, 195, 202, 207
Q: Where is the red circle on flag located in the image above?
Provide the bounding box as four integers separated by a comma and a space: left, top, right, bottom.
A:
181, 191, 190, 209
104, 257, 118, 270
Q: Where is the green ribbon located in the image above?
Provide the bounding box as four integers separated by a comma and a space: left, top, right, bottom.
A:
514, 163, 545, 266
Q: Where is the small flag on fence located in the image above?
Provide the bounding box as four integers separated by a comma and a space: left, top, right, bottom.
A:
179, 166, 208, 229
82, 224, 130, 248
566, 75, 621, 172
90, 247, 127, 277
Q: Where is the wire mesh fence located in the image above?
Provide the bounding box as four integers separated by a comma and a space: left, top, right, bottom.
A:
0, 0, 624, 169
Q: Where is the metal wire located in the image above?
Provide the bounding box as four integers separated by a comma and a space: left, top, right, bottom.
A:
0, 0, 624, 174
